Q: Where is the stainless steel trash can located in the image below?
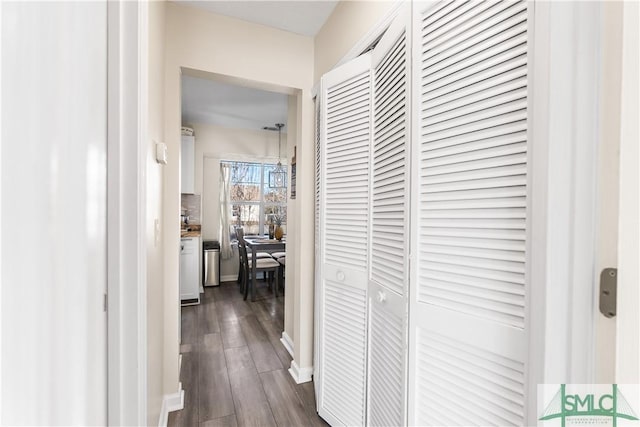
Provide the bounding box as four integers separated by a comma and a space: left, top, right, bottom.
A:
203, 240, 220, 287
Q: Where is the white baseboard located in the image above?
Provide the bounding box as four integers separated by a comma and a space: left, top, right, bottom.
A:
220, 274, 237, 283
288, 360, 313, 384
280, 331, 294, 358
158, 383, 184, 427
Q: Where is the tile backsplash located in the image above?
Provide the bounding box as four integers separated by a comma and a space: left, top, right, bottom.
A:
181, 193, 201, 224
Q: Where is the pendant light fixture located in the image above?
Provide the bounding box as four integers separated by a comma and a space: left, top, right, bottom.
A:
267, 123, 286, 188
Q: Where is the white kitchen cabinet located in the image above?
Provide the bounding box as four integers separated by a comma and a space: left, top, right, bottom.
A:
180, 237, 200, 304
181, 135, 195, 194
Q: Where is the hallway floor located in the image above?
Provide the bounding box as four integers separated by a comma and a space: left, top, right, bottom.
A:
168, 281, 328, 427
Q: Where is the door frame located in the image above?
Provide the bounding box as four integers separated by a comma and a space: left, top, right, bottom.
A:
615, 0, 639, 383
528, 1, 606, 420
107, 1, 148, 425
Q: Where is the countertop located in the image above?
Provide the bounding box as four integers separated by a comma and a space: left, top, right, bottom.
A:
180, 224, 201, 238
181, 231, 201, 238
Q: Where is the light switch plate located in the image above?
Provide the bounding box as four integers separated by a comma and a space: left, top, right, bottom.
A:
154, 218, 161, 246
155, 142, 168, 165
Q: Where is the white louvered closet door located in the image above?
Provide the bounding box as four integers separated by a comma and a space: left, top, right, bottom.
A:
409, 1, 532, 425
316, 52, 372, 427
367, 6, 410, 427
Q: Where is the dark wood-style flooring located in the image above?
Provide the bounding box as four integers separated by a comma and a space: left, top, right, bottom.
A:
168, 281, 328, 427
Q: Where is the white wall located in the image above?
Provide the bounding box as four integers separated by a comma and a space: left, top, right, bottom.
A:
1, 2, 107, 424
164, 1, 314, 391
189, 122, 286, 279
147, 1, 167, 424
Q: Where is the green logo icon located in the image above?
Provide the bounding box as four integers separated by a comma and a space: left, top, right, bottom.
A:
540, 384, 638, 426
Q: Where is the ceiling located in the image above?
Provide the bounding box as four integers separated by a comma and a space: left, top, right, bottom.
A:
178, 1, 340, 131
181, 75, 289, 130
173, 1, 338, 37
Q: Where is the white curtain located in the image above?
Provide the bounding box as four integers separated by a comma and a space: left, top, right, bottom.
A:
219, 163, 233, 259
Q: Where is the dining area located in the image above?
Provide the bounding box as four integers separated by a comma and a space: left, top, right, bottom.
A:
235, 227, 287, 302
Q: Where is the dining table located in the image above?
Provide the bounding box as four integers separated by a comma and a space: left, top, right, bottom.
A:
244, 236, 286, 301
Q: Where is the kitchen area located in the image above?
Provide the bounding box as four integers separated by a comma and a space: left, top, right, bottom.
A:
180, 129, 220, 306
178, 73, 294, 308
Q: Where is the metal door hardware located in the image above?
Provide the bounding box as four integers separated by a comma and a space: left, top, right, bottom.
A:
599, 268, 617, 318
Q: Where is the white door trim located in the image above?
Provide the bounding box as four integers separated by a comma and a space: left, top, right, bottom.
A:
0, 1, 4, 418
107, 1, 148, 425
528, 4, 604, 417
615, 0, 639, 383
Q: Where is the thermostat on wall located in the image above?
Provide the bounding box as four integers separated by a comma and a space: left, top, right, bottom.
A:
155, 141, 168, 165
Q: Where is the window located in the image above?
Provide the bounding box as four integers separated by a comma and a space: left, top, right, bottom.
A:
225, 161, 287, 236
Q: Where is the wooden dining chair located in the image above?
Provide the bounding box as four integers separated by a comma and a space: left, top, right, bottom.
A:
234, 226, 271, 286
276, 257, 285, 297
270, 251, 286, 259
237, 228, 280, 301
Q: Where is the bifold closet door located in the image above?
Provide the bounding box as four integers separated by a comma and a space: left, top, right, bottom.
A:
409, 1, 532, 425
316, 52, 372, 427
367, 5, 411, 427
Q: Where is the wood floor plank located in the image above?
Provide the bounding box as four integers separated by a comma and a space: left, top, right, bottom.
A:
201, 286, 216, 302
260, 295, 284, 324
249, 299, 274, 324
258, 298, 278, 320
202, 332, 224, 353
231, 298, 253, 318
247, 302, 292, 367
224, 346, 265, 403
198, 300, 220, 336
215, 299, 238, 323
180, 342, 197, 354
260, 320, 292, 368
181, 305, 198, 345
295, 381, 330, 427
225, 346, 276, 427
259, 369, 310, 427
257, 312, 284, 342
271, 338, 293, 372
239, 315, 283, 373
234, 400, 276, 427
213, 282, 240, 302
219, 319, 246, 349
198, 341, 235, 421
168, 349, 199, 427
295, 381, 317, 409
200, 414, 238, 427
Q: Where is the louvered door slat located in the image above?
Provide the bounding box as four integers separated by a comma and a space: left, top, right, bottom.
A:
327, 75, 369, 100
410, 1, 530, 425
317, 52, 372, 427
423, 2, 504, 46
423, 3, 527, 62
424, 76, 527, 119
